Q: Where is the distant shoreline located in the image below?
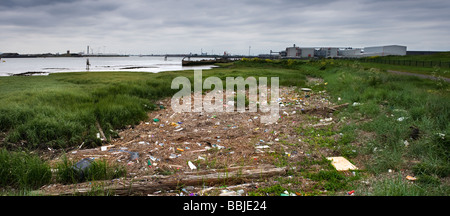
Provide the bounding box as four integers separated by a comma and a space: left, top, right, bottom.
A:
0, 54, 129, 58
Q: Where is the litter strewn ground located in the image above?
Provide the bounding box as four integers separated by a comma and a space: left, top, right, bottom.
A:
40, 78, 358, 196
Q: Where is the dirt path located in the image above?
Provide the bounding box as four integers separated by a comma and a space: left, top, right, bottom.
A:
387, 70, 450, 82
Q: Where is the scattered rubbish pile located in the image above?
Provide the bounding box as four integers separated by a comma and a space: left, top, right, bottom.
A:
41, 80, 356, 196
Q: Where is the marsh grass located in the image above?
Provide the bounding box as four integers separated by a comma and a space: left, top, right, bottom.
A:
55, 155, 126, 184
1, 59, 449, 195
360, 173, 449, 196
340, 52, 450, 78
0, 149, 52, 190
0, 63, 308, 150
312, 60, 449, 195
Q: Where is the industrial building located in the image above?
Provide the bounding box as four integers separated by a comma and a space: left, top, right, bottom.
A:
315, 47, 340, 58
362, 45, 407, 56
285, 44, 315, 58
338, 48, 362, 57
278, 44, 406, 59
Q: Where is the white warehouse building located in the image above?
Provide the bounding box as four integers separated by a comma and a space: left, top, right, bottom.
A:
363, 45, 407, 56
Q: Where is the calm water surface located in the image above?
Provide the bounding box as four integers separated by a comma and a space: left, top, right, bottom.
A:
0, 56, 216, 76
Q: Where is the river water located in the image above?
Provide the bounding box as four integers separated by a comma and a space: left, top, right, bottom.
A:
0, 56, 216, 76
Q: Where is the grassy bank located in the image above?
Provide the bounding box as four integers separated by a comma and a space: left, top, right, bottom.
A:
0, 148, 126, 194
0, 72, 184, 149
348, 52, 450, 78
363, 51, 450, 62
0, 63, 307, 150
0, 149, 51, 190
311, 59, 449, 195
0, 58, 449, 195
224, 58, 449, 196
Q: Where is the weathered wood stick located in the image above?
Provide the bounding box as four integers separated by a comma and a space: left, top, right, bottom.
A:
41, 165, 286, 196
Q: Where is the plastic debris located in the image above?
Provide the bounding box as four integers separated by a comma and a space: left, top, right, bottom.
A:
320, 117, 333, 122
129, 152, 139, 161
219, 190, 237, 196
404, 140, 409, 147
406, 175, 417, 181
236, 189, 245, 196
347, 190, 355, 195
147, 160, 152, 168
212, 144, 225, 149
188, 161, 197, 170
72, 157, 94, 181
59, 85, 353, 193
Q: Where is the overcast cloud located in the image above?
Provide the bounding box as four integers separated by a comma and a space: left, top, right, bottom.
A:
0, 0, 449, 55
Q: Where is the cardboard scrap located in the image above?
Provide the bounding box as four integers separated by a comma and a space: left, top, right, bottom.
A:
326, 156, 358, 171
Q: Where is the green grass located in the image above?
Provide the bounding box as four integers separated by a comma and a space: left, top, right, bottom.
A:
310, 60, 449, 195
0, 148, 126, 193
0, 62, 307, 150
0, 72, 178, 149
1, 58, 449, 196
248, 184, 291, 196
361, 174, 449, 196
0, 149, 52, 190
364, 52, 450, 62
299, 157, 361, 193
55, 155, 127, 184
341, 52, 450, 78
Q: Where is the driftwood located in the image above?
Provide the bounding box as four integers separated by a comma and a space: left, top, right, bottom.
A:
41, 165, 286, 196
327, 103, 350, 112
95, 120, 107, 142
302, 103, 349, 116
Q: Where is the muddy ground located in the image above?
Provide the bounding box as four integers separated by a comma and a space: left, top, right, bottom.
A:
37, 78, 358, 196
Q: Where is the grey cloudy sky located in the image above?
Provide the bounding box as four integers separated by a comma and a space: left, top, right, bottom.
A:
0, 0, 449, 55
